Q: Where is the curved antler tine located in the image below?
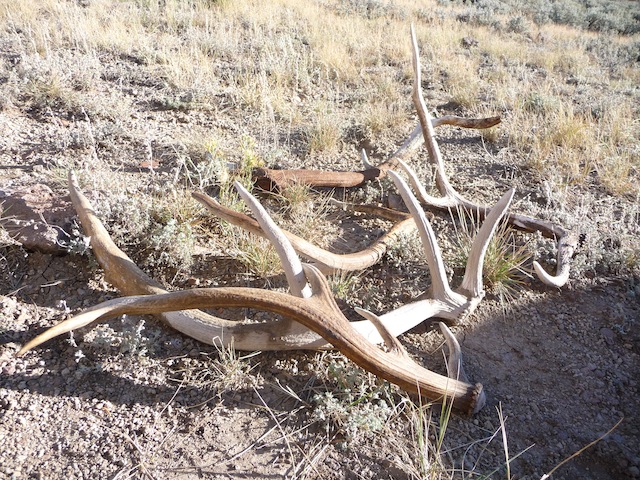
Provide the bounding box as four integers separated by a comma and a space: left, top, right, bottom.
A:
410, 25, 460, 201
355, 307, 410, 359
395, 158, 457, 209
361, 149, 375, 170
388, 170, 462, 304
233, 181, 312, 299
18, 303, 126, 356
533, 262, 567, 288
533, 262, 563, 287
439, 322, 469, 383
460, 189, 515, 297
532, 233, 577, 287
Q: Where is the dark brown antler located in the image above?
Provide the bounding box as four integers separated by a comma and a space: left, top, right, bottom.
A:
252, 115, 501, 191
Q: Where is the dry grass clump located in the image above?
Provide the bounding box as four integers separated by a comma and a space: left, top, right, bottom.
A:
306, 105, 343, 156
275, 182, 340, 248
174, 343, 260, 402
448, 210, 531, 300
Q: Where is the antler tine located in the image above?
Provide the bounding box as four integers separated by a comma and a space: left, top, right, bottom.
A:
395, 158, 457, 209
355, 307, 410, 359
460, 189, 515, 297
388, 170, 465, 305
361, 149, 375, 170
233, 181, 312, 299
439, 322, 469, 384
410, 24, 465, 203
532, 232, 578, 287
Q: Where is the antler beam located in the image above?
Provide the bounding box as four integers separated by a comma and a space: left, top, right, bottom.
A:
19, 263, 486, 414
19, 166, 518, 414
247, 26, 577, 287
252, 115, 501, 191
389, 25, 577, 287
192, 191, 416, 275
18, 172, 506, 414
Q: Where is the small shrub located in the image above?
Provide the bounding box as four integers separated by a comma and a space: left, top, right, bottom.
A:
506, 15, 530, 35
523, 92, 558, 115
234, 232, 282, 278
275, 182, 338, 248
310, 356, 394, 443
386, 230, 423, 268
335, 0, 406, 20
57, 221, 91, 256
25, 76, 81, 117
363, 100, 407, 137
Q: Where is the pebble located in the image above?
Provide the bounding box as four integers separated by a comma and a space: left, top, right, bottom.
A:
600, 327, 615, 345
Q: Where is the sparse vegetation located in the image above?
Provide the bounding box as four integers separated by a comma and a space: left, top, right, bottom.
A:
310, 355, 395, 444
0, 0, 638, 478
176, 342, 260, 401
449, 210, 532, 300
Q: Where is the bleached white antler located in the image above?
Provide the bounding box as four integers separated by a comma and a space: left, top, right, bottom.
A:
392, 25, 577, 287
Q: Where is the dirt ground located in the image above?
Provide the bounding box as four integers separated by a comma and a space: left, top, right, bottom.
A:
1, 106, 639, 479
1, 5, 640, 477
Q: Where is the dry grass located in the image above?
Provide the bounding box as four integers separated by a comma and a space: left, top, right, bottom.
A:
1, 0, 639, 477
3, 0, 636, 196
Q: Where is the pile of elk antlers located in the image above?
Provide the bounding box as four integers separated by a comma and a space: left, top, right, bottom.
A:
18, 28, 576, 415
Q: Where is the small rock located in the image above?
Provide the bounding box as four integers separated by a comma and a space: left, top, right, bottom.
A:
600, 327, 615, 345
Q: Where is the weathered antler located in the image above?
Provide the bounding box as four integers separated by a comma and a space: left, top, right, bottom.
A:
52, 172, 324, 351
252, 115, 501, 191
20, 172, 485, 354
386, 25, 576, 287
192, 190, 416, 275
18, 262, 486, 414
18, 27, 569, 416
253, 26, 576, 287
19, 174, 499, 414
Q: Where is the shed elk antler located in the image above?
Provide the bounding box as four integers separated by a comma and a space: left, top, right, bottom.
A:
252, 115, 501, 191
17, 167, 515, 414
395, 26, 577, 287
248, 26, 576, 287
17, 27, 570, 414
